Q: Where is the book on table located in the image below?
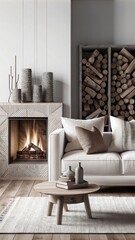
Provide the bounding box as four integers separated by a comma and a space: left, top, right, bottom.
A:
56, 180, 88, 190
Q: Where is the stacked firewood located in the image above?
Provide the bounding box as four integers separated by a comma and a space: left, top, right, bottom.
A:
82, 49, 108, 119
111, 48, 135, 121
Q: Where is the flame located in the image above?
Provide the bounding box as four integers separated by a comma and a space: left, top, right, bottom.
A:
24, 128, 43, 151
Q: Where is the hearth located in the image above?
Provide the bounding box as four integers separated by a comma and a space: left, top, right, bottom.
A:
8, 117, 47, 163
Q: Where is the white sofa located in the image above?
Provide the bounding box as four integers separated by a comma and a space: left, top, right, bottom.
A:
48, 128, 135, 186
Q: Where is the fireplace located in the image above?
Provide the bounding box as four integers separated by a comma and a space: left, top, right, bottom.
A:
8, 117, 48, 163
0, 102, 62, 178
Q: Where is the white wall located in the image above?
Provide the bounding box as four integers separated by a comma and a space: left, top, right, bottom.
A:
0, 0, 71, 117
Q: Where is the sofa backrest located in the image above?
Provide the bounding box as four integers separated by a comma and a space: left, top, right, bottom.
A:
103, 132, 112, 149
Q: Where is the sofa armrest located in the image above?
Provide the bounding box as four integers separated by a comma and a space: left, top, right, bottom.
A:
48, 128, 65, 181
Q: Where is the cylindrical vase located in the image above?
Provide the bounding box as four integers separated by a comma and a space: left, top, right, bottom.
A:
42, 72, 53, 102
21, 68, 32, 102
11, 88, 21, 103
33, 84, 42, 103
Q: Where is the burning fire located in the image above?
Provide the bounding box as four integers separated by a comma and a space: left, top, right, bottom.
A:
24, 129, 43, 151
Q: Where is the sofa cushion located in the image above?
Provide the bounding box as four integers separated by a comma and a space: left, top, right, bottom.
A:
61, 150, 121, 175
121, 151, 135, 175
61, 116, 105, 152
76, 126, 107, 154
109, 116, 135, 152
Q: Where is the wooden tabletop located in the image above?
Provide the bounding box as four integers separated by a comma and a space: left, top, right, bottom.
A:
34, 181, 100, 196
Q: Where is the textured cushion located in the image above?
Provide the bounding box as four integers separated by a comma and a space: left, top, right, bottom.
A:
121, 151, 135, 175
75, 126, 107, 154
109, 116, 135, 152
61, 150, 121, 175
61, 116, 105, 152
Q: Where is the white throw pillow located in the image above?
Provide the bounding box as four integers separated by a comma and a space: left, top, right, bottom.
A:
109, 116, 135, 152
61, 116, 105, 152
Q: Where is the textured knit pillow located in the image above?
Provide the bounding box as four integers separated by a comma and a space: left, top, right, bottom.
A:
75, 126, 107, 154
61, 116, 105, 152
109, 116, 135, 152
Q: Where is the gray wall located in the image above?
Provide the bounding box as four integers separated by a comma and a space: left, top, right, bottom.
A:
71, 0, 135, 118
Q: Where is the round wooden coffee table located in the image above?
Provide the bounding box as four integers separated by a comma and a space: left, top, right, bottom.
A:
34, 181, 100, 225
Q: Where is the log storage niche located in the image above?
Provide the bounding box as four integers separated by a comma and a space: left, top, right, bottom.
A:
80, 46, 109, 123
111, 47, 135, 121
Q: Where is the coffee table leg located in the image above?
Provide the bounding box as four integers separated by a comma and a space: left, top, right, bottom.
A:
47, 201, 53, 216
84, 194, 92, 218
64, 204, 68, 211
57, 196, 64, 225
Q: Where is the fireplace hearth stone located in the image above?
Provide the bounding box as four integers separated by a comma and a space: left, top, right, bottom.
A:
0, 103, 62, 179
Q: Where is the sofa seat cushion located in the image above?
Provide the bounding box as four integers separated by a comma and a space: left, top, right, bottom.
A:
61, 150, 121, 175
121, 151, 135, 175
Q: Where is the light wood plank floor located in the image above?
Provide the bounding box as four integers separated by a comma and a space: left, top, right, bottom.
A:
0, 179, 135, 240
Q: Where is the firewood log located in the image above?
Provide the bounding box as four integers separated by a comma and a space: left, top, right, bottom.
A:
125, 111, 129, 118
84, 72, 103, 85
100, 88, 105, 94
128, 116, 133, 121
102, 69, 108, 75
102, 76, 107, 81
126, 74, 131, 80
117, 88, 122, 94
87, 62, 103, 79
102, 58, 107, 64
127, 80, 132, 87
96, 93, 102, 99
113, 110, 118, 116
119, 99, 124, 106
82, 98, 87, 103
112, 69, 117, 75
85, 87, 97, 98
122, 56, 129, 63
116, 60, 123, 66
116, 82, 121, 88
121, 84, 127, 90
112, 57, 117, 63
99, 100, 105, 107
101, 110, 107, 115
97, 54, 103, 62
112, 75, 117, 81
121, 63, 128, 71
88, 99, 93, 104
117, 54, 123, 60
116, 95, 120, 101
121, 78, 126, 84
127, 104, 134, 110
88, 56, 95, 64
84, 76, 101, 92
125, 59, 135, 74
111, 63, 116, 69
102, 63, 107, 69
132, 71, 135, 78
120, 48, 134, 61
123, 98, 129, 104
111, 87, 116, 93
120, 86, 135, 99
130, 110, 135, 115
84, 104, 90, 111
121, 105, 126, 111
86, 108, 102, 119
101, 82, 106, 88
116, 105, 120, 111
85, 94, 91, 100
117, 66, 122, 72
102, 94, 107, 101
130, 98, 135, 104
113, 52, 118, 57
111, 105, 115, 111
126, 88, 135, 99
111, 81, 116, 86
82, 58, 87, 64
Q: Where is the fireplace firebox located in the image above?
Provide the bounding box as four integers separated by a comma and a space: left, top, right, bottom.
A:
8, 117, 48, 163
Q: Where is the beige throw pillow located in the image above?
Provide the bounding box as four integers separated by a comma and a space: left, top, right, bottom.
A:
61, 116, 105, 152
109, 116, 135, 152
75, 126, 107, 154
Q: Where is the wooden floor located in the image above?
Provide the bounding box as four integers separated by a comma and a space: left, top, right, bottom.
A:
0, 179, 135, 240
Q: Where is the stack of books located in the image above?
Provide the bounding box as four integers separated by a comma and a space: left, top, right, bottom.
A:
56, 176, 88, 190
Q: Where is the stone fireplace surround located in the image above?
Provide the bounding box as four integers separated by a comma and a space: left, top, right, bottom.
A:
0, 103, 62, 179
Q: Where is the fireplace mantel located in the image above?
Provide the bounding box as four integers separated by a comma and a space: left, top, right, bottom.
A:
0, 102, 62, 178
